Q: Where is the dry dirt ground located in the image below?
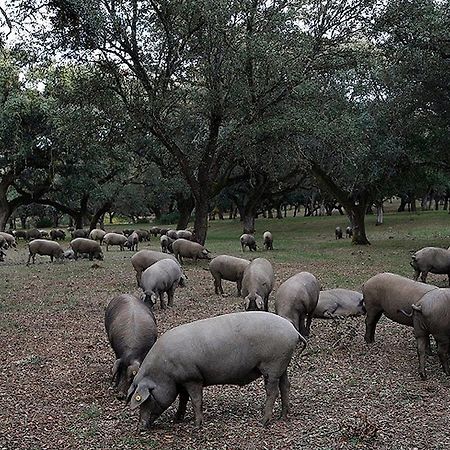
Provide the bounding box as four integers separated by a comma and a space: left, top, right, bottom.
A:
1, 218, 450, 450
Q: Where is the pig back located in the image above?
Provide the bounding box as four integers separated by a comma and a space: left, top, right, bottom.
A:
363, 273, 437, 326
105, 294, 157, 359
242, 258, 274, 296
139, 312, 298, 386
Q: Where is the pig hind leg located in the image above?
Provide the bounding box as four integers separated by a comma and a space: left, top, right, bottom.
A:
261, 374, 281, 426
167, 284, 176, 307
364, 309, 383, 343
436, 336, 450, 376
279, 371, 290, 420
416, 335, 428, 380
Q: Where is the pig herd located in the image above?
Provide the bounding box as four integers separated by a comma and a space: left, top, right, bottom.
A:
3, 226, 450, 432
103, 230, 450, 432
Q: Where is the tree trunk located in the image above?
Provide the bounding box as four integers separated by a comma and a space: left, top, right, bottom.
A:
293, 205, 298, 217
218, 207, 224, 220
268, 209, 273, 218
0, 208, 10, 232
20, 215, 27, 229
243, 214, 255, 234
276, 205, 283, 219
193, 197, 209, 245
348, 205, 370, 245
284, 205, 287, 217
176, 195, 194, 230
228, 208, 233, 220
90, 202, 112, 231
375, 201, 384, 226
73, 214, 84, 229
397, 195, 407, 212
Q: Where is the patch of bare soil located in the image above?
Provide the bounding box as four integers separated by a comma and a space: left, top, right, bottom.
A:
1, 250, 450, 450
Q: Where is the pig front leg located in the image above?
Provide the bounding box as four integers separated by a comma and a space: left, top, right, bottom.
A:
184, 382, 204, 426
174, 389, 189, 423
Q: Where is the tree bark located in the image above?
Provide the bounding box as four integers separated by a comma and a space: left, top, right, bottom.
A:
193, 195, 209, 245
375, 201, 384, 226
89, 202, 112, 231
0, 207, 10, 232
348, 204, 371, 245
276, 205, 283, 219
176, 195, 194, 230
310, 163, 371, 245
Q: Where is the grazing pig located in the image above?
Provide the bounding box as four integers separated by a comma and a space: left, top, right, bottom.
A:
263, 231, 273, 250
71, 229, 89, 239
149, 226, 161, 237
160, 235, 174, 254
240, 234, 257, 252
275, 272, 320, 337
167, 229, 179, 240
105, 294, 157, 399
136, 230, 150, 242
50, 229, 66, 241
70, 238, 104, 261
313, 289, 365, 319
127, 312, 307, 430
122, 229, 134, 237
345, 226, 353, 238
13, 230, 27, 240
335, 227, 343, 239
209, 255, 250, 296
0, 235, 8, 250
159, 228, 169, 236
103, 232, 128, 251
172, 239, 210, 263
125, 231, 139, 251
242, 258, 274, 311
177, 230, 193, 240
140, 259, 186, 308
131, 250, 178, 287
404, 288, 450, 380
89, 228, 106, 244
26, 229, 42, 240
39, 230, 49, 238
363, 272, 437, 344
0, 231, 16, 248
411, 247, 450, 286
27, 239, 64, 265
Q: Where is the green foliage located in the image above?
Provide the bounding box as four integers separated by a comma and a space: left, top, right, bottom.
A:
158, 211, 180, 225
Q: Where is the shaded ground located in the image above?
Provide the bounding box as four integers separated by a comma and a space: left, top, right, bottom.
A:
1, 211, 450, 449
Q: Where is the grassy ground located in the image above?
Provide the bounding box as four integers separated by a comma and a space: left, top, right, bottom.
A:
1, 210, 450, 449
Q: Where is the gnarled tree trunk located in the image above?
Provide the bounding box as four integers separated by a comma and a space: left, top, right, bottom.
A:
176, 194, 194, 230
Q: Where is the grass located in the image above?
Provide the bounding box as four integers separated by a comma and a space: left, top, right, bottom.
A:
2, 207, 450, 450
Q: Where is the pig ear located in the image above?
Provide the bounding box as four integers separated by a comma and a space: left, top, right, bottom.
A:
128, 381, 156, 410
255, 296, 264, 310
